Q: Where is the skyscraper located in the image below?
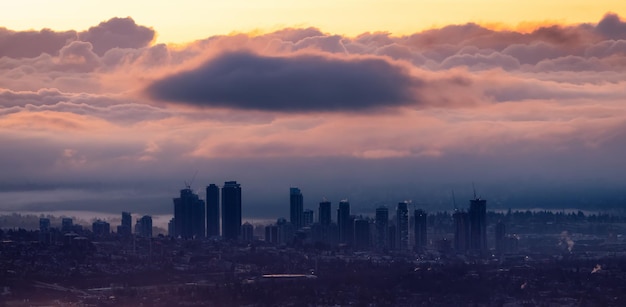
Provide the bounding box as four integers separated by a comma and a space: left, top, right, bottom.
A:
290, 187, 303, 229
173, 188, 205, 239
206, 184, 220, 237
118, 211, 132, 237
414, 209, 427, 250
92, 220, 110, 237
337, 199, 351, 245
39, 218, 50, 232
375, 206, 389, 250
138, 215, 153, 238
318, 200, 331, 226
39, 218, 51, 244
276, 217, 294, 245
222, 181, 242, 240
469, 197, 487, 252
396, 202, 409, 251
265, 224, 278, 244
303, 209, 314, 227
241, 222, 254, 242
61, 218, 73, 233
168, 218, 175, 237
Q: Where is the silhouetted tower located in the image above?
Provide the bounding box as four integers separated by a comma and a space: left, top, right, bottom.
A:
337, 200, 352, 245
168, 218, 175, 237
206, 184, 220, 237
495, 220, 506, 254
469, 196, 487, 252
119, 212, 132, 236
396, 202, 409, 250
222, 181, 242, 240
453, 210, 470, 252
319, 200, 331, 226
290, 187, 304, 229
61, 218, 73, 233
39, 218, 52, 244
92, 220, 110, 237
276, 217, 294, 245
241, 222, 254, 242
303, 209, 314, 227
375, 206, 389, 250
173, 187, 205, 239
265, 224, 278, 244
414, 209, 427, 250
138, 215, 153, 238
39, 218, 50, 232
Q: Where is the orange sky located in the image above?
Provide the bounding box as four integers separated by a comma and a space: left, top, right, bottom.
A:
2, 0, 626, 43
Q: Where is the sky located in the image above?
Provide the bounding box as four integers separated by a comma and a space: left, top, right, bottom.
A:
1, 2, 626, 220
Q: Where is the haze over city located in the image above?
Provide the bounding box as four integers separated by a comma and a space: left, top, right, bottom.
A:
1, 1, 626, 219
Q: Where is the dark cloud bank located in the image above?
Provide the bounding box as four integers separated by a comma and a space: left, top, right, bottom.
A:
147, 52, 419, 112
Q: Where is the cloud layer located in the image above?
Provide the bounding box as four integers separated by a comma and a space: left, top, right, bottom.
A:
1, 15, 626, 216
147, 51, 419, 112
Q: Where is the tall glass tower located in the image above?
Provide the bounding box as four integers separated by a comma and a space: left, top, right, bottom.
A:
206, 184, 220, 237
222, 181, 242, 240
396, 202, 409, 251
375, 206, 389, 250
290, 187, 303, 229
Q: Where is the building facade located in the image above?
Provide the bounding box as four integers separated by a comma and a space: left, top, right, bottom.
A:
173, 188, 205, 239
396, 202, 409, 251
414, 209, 427, 250
206, 184, 220, 237
290, 187, 304, 229
337, 200, 351, 245
469, 198, 487, 252
319, 200, 331, 226
375, 206, 389, 250
222, 181, 242, 240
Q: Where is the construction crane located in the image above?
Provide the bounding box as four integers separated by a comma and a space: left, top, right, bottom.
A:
184, 170, 198, 190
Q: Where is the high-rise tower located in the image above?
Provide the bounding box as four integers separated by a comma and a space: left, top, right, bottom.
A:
414, 209, 427, 250
303, 209, 314, 227
222, 181, 242, 240
120, 211, 132, 236
396, 202, 409, 251
206, 184, 220, 237
469, 197, 487, 252
173, 188, 205, 239
375, 206, 389, 250
290, 187, 303, 229
138, 215, 153, 238
318, 200, 331, 226
337, 200, 352, 245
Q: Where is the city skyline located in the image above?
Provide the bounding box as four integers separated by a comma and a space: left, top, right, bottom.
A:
2, 3, 626, 304
1, 5, 626, 219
